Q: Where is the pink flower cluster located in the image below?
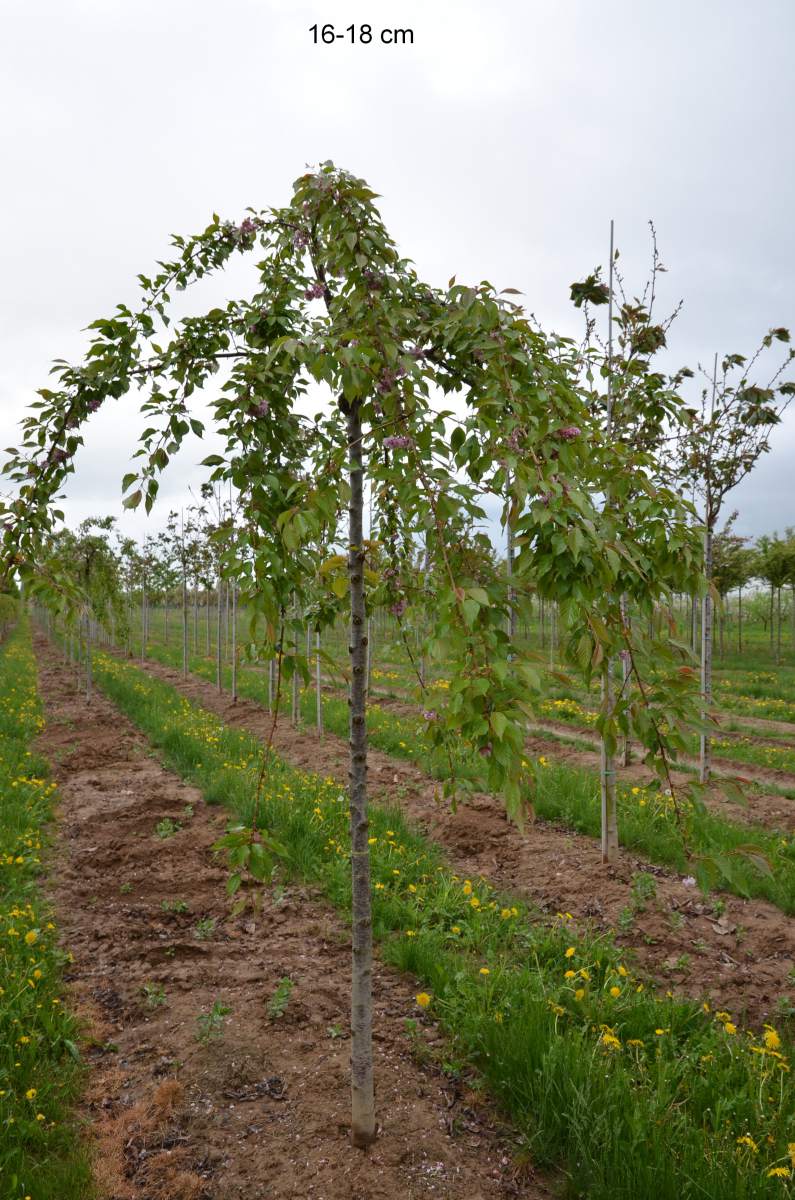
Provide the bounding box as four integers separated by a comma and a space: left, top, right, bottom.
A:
383, 435, 414, 450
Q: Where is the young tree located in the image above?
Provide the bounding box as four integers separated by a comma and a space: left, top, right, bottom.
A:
0, 163, 705, 1145
571, 224, 693, 858
672, 333, 795, 780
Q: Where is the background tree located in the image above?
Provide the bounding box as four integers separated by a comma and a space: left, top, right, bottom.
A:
671, 331, 795, 780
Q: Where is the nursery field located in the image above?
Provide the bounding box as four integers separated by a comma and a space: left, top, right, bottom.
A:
11, 597, 795, 1199
3, 160, 795, 1200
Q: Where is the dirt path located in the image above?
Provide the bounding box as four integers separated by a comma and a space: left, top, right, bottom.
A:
34, 636, 550, 1200
129, 652, 795, 1029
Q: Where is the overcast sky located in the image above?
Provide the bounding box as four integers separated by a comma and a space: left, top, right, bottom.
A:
2, 0, 794, 548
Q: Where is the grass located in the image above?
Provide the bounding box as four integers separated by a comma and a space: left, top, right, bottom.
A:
0, 618, 92, 1200
86, 643, 795, 1199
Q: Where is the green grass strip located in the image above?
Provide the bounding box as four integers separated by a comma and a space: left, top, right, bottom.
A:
90, 645, 795, 1200
0, 618, 92, 1200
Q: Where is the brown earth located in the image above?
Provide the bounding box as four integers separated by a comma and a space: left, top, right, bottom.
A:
33, 635, 552, 1200
127, 651, 795, 1030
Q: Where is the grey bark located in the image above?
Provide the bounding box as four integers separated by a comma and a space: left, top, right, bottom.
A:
346, 397, 375, 1147
699, 523, 714, 784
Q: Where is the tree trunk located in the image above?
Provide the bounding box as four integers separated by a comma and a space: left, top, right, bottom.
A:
770, 584, 775, 656
600, 658, 618, 863
738, 585, 743, 654
216, 579, 222, 692
777, 587, 782, 666
699, 525, 714, 784
141, 579, 147, 663
619, 594, 631, 767
84, 612, 93, 700
291, 599, 299, 727
316, 629, 323, 736
506, 471, 517, 643
205, 587, 211, 656
346, 397, 376, 1147
231, 579, 237, 702
182, 565, 188, 680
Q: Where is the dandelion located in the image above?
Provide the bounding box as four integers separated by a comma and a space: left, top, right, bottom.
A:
736, 1135, 758, 1153
479, 967, 490, 976
415, 992, 431, 1009
574, 988, 585, 1001
724, 1022, 737, 1036
25, 1088, 36, 1100
764, 1026, 782, 1052
564, 946, 575, 959
564, 970, 575, 979
768, 1167, 791, 1178
609, 986, 621, 999
24, 929, 37, 945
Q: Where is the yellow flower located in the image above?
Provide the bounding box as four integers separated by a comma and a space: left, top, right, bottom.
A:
462, 880, 473, 896
25, 1088, 37, 1100
24, 930, 37, 945
574, 988, 585, 1001
768, 1167, 791, 1178
470, 897, 480, 909
405, 930, 416, 937
609, 986, 621, 999
564, 970, 575, 979
724, 1022, 737, 1035
764, 1026, 782, 1052
564, 946, 575, 959
618, 965, 628, 977
451, 925, 461, 934
479, 967, 490, 976
736, 1135, 758, 1153
415, 992, 431, 1009
600, 1032, 621, 1051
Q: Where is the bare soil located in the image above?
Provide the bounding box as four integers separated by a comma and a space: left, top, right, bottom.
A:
131, 653, 795, 1029
34, 635, 551, 1200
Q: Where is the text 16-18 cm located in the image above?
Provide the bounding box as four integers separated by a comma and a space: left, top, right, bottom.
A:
310, 24, 414, 45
